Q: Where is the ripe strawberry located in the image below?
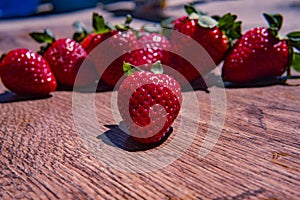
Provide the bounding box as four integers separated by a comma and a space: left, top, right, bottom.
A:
0, 49, 57, 95
118, 61, 182, 144
222, 13, 300, 83
30, 30, 97, 87
172, 4, 242, 65
99, 29, 143, 87
137, 32, 171, 68
73, 13, 118, 53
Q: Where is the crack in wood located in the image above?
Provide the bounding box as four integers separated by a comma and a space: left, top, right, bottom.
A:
246, 104, 267, 130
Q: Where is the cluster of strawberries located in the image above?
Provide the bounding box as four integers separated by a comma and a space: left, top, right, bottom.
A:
0, 4, 299, 144
0, 5, 299, 96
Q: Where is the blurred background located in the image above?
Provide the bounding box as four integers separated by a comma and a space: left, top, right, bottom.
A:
1, 0, 299, 19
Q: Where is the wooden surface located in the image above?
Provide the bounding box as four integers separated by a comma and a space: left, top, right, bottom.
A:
1, 0, 300, 199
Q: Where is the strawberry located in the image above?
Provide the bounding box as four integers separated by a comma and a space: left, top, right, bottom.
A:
73, 13, 118, 53
74, 14, 144, 88
137, 32, 171, 69
30, 29, 97, 87
172, 4, 242, 65
118, 61, 182, 144
222, 13, 300, 83
99, 29, 143, 88
0, 49, 57, 95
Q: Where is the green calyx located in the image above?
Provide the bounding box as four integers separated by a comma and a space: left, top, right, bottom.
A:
72, 13, 112, 42
92, 13, 112, 34
216, 13, 242, 43
287, 31, 300, 74
184, 4, 242, 44
123, 61, 164, 76
115, 14, 133, 31
263, 13, 283, 37
123, 62, 142, 76
184, 4, 218, 28
29, 29, 56, 54
29, 29, 55, 44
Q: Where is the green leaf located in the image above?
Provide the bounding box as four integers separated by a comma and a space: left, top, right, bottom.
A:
291, 52, 300, 72
290, 39, 300, 51
92, 13, 111, 34
287, 31, 300, 39
29, 29, 55, 44
184, 4, 198, 15
263, 13, 283, 35
227, 21, 242, 40
123, 62, 142, 76
211, 15, 221, 21
73, 32, 86, 43
151, 61, 164, 74
198, 15, 218, 28
161, 17, 176, 29
189, 13, 200, 20
218, 13, 237, 30
72, 21, 90, 42
125, 14, 133, 26
73, 21, 89, 33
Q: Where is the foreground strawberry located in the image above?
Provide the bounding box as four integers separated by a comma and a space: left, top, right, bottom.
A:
172, 4, 241, 65
0, 49, 57, 95
118, 61, 182, 144
30, 30, 96, 87
222, 13, 300, 83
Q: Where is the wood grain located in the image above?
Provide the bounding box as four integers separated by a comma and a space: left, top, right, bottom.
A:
1, 80, 300, 199
1, 1, 300, 199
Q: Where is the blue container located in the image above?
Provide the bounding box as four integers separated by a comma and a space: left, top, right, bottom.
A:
51, 0, 98, 13
0, 0, 40, 18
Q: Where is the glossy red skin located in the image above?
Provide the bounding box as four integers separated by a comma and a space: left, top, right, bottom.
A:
99, 30, 144, 88
174, 17, 229, 65
222, 27, 289, 83
81, 30, 118, 53
43, 38, 95, 87
137, 33, 171, 68
118, 71, 182, 144
138, 33, 207, 89
0, 49, 57, 95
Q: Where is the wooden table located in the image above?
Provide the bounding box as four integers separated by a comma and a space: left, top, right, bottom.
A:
1, 1, 300, 199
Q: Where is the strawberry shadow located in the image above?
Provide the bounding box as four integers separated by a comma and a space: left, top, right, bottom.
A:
223, 76, 288, 89
97, 123, 173, 152
0, 91, 52, 103
56, 80, 113, 93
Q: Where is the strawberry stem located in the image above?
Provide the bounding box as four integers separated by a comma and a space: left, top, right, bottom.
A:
72, 21, 90, 42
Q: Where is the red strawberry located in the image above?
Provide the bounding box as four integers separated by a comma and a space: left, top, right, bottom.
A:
137, 32, 171, 68
99, 29, 143, 87
30, 30, 97, 87
73, 13, 118, 53
74, 14, 144, 88
118, 61, 182, 144
0, 49, 57, 95
222, 13, 300, 83
172, 5, 241, 65
81, 31, 117, 53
